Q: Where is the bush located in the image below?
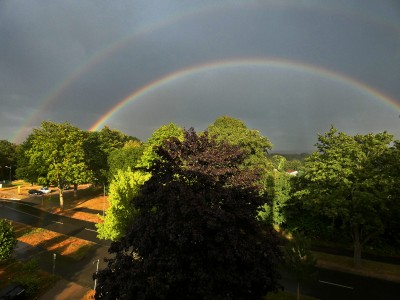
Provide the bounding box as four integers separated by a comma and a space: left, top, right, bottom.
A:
0, 219, 17, 262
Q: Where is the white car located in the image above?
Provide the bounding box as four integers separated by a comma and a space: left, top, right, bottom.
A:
40, 187, 51, 194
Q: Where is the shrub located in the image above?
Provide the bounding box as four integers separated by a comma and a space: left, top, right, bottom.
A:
0, 219, 17, 262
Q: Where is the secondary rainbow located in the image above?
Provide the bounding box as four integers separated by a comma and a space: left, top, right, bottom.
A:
89, 57, 400, 132
13, 0, 400, 143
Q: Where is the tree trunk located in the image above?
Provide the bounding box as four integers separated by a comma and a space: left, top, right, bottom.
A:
353, 226, 362, 267
59, 189, 64, 210
297, 281, 300, 300
73, 183, 78, 198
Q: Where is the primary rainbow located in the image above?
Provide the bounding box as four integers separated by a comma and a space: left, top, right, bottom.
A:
89, 57, 400, 132
12, 0, 400, 143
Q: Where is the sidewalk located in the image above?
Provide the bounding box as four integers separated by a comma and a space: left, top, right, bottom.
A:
39, 279, 90, 300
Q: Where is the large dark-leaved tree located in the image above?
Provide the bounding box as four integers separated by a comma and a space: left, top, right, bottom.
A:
94, 129, 282, 299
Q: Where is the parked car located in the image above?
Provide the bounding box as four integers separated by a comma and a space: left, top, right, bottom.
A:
28, 189, 43, 195
39, 187, 51, 193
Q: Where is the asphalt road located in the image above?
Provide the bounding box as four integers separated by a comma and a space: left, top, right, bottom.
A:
281, 267, 400, 300
0, 198, 108, 246
1, 198, 399, 299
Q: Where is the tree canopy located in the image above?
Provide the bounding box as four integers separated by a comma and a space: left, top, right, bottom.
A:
294, 127, 395, 266
26, 121, 93, 209
207, 116, 273, 174
107, 140, 144, 181
96, 123, 184, 241
94, 129, 281, 299
0, 140, 16, 181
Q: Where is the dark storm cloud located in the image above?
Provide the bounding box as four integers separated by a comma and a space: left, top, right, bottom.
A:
0, 0, 399, 152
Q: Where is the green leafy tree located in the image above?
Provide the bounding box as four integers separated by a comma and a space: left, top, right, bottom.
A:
16, 135, 41, 184
0, 140, 17, 182
296, 127, 395, 266
94, 129, 281, 299
98, 126, 139, 155
107, 140, 144, 181
84, 127, 139, 186
137, 122, 183, 169
83, 131, 109, 186
97, 123, 183, 241
27, 121, 92, 209
262, 170, 292, 226
96, 168, 151, 241
0, 219, 17, 262
207, 116, 273, 175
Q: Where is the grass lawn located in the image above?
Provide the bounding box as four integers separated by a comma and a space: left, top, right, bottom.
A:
313, 251, 400, 283
13, 221, 96, 261
0, 259, 58, 299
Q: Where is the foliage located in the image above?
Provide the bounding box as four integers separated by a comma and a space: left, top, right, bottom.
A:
207, 116, 273, 176
84, 128, 139, 185
262, 170, 292, 225
97, 123, 183, 241
0, 219, 17, 262
83, 131, 109, 185
137, 122, 183, 169
96, 168, 151, 241
107, 140, 144, 181
94, 129, 282, 299
26, 121, 93, 209
15, 134, 45, 184
98, 126, 138, 155
295, 127, 395, 266
0, 140, 17, 181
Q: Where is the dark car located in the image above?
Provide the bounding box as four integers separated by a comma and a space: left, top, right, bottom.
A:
28, 189, 43, 195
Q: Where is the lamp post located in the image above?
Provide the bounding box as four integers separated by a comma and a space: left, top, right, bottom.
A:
5, 166, 11, 183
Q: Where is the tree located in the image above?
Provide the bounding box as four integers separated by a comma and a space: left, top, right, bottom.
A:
96, 123, 183, 241
0, 140, 17, 181
16, 134, 44, 184
107, 140, 144, 181
94, 129, 281, 299
84, 128, 139, 186
0, 219, 17, 262
27, 121, 92, 209
207, 116, 276, 221
262, 169, 292, 226
296, 127, 395, 266
207, 116, 273, 175
98, 126, 138, 155
96, 168, 151, 241
137, 122, 183, 169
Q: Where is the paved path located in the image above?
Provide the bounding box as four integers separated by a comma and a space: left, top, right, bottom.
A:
39, 279, 90, 300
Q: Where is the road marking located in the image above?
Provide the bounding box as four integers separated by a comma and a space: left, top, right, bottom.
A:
318, 280, 354, 290
52, 221, 63, 225
84, 228, 97, 232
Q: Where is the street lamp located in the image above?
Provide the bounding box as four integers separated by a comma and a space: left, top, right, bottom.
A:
5, 166, 11, 182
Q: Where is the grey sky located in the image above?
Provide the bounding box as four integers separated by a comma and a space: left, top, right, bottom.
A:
1, 0, 399, 152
